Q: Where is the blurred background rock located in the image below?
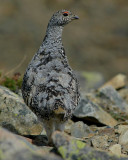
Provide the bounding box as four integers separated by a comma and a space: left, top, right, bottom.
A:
0, 0, 128, 80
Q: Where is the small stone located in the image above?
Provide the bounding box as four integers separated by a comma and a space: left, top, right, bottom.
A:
109, 144, 121, 156
122, 144, 128, 155
64, 120, 74, 134
99, 128, 115, 136
100, 74, 127, 90
97, 127, 118, 147
119, 88, 128, 104
91, 135, 109, 150
71, 121, 93, 138
117, 125, 128, 134
119, 129, 128, 145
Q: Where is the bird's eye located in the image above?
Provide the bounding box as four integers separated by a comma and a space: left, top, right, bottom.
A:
63, 12, 69, 16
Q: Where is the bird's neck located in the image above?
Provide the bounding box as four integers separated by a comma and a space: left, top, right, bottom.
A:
37, 25, 65, 57
43, 25, 63, 45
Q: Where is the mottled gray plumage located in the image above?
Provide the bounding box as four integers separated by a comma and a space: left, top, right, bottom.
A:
22, 10, 80, 144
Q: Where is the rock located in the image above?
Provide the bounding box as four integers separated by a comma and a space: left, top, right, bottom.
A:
73, 97, 117, 127
98, 127, 118, 148
100, 74, 127, 90
52, 131, 128, 160
119, 129, 128, 145
109, 144, 121, 156
122, 144, 128, 155
99, 127, 115, 136
116, 125, 128, 134
119, 88, 128, 104
64, 120, 74, 134
91, 135, 109, 150
99, 85, 128, 113
76, 71, 104, 92
0, 127, 62, 160
70, 121, 93, 138
0, 86, 42, 135
86, 87, 128, 122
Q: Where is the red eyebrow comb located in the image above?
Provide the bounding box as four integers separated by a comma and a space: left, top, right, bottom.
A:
63, 11, 69, 14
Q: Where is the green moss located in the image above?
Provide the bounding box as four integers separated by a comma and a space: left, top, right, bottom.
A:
0, 149, 5, 159
82, 71, 102, 84
1, 77, 17, 91
58, 140, 86, 160
15, 113, 18, 116
0, 72, 23, 92
16, 77, 23, 89
76, 140, 86, 149
82, 72, 95, 80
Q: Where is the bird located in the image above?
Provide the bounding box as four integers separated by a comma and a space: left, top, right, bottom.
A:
22, 10, 80, 145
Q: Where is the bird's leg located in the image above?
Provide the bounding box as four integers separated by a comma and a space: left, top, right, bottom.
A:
43, 119, 55, 145
54, 120, 67, 132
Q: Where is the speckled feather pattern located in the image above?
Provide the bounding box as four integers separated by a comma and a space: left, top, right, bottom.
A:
22, 10, 80, 122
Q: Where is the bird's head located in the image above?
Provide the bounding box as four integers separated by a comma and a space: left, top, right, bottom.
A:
49, 10, 79, 27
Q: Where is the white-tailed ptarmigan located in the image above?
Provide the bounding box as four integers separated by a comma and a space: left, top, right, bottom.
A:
22, 10, 80, 145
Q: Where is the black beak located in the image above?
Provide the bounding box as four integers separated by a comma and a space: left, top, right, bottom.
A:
72, 15, 79, 20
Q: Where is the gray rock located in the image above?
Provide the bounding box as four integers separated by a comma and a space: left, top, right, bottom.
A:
119, 129, 128, 145
119, 88, 128, 104
86, 87, 128, 122
52, 131, 128, 160
99, 85, 128, 113
73, 97, 117, 127
0, 86, 42, 135
0, 127, 62, 160
71, 121, 93, 138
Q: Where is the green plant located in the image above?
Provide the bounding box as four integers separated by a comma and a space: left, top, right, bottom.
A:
0, 72, 23, 92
